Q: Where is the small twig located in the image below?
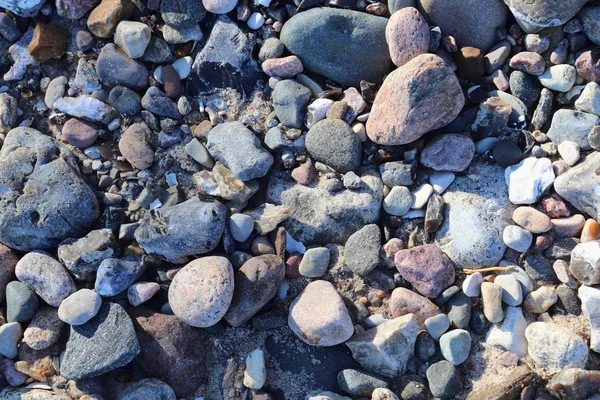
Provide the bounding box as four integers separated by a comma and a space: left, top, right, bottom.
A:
461, 266, 515, 274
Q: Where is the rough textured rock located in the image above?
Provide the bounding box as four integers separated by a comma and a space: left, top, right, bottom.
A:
554, 152, 600, 220
58, 229, 118, 281
386, 7, 429, 67
0, 127, 99, 251
525, 321, 588, 371
60, 302, 140, 379
394, 244, 455, 298
420, 134, 475, 172
578, 285, 600, 353
95, 256, 146, 297
305, 119, 362, 173
390, 287, 441, 327
135, 197, 226, 262
0, 0, 45, 16
366, 54, 464, 145
547, 368, 600, 400
23, 307, 63, 351
117, 379, 176, 400
547, 109, 599, 150
0, 243, 18, 304
57, 0, 100, 19
344, 224, 381, 276
502, 0, 588, 33
280, 8, 392, 87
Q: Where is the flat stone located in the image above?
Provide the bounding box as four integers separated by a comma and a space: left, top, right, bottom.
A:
390, 287, 441, 328
484, 40, 511, 74
439, 329, 471, 365
244, 348, 266, 390
94, 256, 146, 297
58, 288, 102, 325
394, 244, 455, 298
383, 186, 412, 217
485, 305, 527, 356
481, 282, 503, 323
161, 0, 205, 26
61, 118, 99, 149
424, 313, 449, 340
505, 157, 555, 204
114, 21, 151, 59
462, 272, 483, 297
96, 43, 148, 90
5, 281, 37, 323
337, 369, 388, 397
525, 322, 588, 372
547, 109, 599, 150
299, 247, 330, 278
554, 152, 600, 220
0, 322, 21, 358
108, 86, 142, 116
570, 241, 600, 285
426, 360, 462, 398
127, 281, 160, 307
272, 79, 311, 129
58, 228, 118, 282
344, 224, 381, 276
420, 134, 475, 172
87, 0, 134, 38
141, 86, 181, 119
494, 274, 523, 306
512, 206, 552, 233
379, 161, 416, 187
575, 81, 600, 116
503, 225, 533, 252
447, 292, 472, 329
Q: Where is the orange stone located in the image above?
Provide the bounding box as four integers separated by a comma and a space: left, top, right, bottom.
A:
28, 24, 68, 63
581, 219, 600, 243
87, 0, 134, 38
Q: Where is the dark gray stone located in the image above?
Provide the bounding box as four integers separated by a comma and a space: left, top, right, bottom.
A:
424, 193, 444, 233
95, 256, 146, 297
280, 8, 392, 87
509, 70, 541, 108
580, 6, 600, 45
109, 86, 142, 116
554, 152, 600, 220
344, 224, 381, 276
58, 229, 118, 282
160, 0, 205, 27
337, 369, 388, 397
305, 119, 362, 173
0, 13, 20, 43
61, 302, 140, 379
555, 284, 581, 315
6, 281, 38, 323
96, 44, 148, 91
259, 38, 285, 63
523, 254, 556, 285
141, 87, 181, 119
415, 331, 436, 362
141, 37, 172, 64
272, 79, 311, 129
426, 360, 462, 398
117, 379, 176, 400
492, 139, 522, 167
447, 292, 472, 329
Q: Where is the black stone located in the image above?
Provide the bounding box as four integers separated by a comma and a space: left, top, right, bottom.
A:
415, 331, 436, 362
523, 254, 556, 285
447, 292, 472, 329
509, 71, 541, 108
492, 139, 523, 167
426, 360, 462, 398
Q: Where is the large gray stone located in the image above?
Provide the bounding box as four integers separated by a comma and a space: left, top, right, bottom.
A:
280, 8, 392, 87
0, 127, 99, 251
547, 109, 599, 150
435, 161, 513, 268
554, 152, 600, 220
344, 224, 381, 276
118, 379, 176, 400
266, 167, 383, 245
60, 302, 140, 379
503, 0, 588, 33
525, 321, 588, 372
0, 0, 45, 16
580, 6, 600, 45
134, 196, 226, 262
305, 119, 362, 173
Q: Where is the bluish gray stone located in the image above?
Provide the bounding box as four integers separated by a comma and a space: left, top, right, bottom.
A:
439, 329, 471, 365
337, 369, 388, 397
96, 44, 148, 91
547, 109, 599, 150
272, 80, 311, 129
141, 86, 181, 119
6, 281, 38, 323
305, 119, 361, 173
344, 224, 381, 276
95, 256, 146, 297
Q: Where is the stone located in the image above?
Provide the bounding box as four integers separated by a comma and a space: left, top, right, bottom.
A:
532, 88, 554, 129
430, 171, 455, 194
0, 93, 16, 133
554, 152, 600, 220
161, 65, 181, 99
142, 36, 172, 63
436, 161, 513, 267
447, 292, 471, 329
127, 282, 159, 307
207, 122, 274, 181
425, 193, 445, 233
576, 49, 600, 84
502, 0, 587, 33
547, 368, 600, 400
346, 314, 418, 378
426, 360, 461, 398
481, 282, 503, 323
418, 0, 507, 51
579, 285, 600, 352
394, 244, 455, 298
119, 122, 154, 170
471, 95, 513, 138
229, 213, 254, 243
386, 7, 429, 67
342, 225, 381, 277
379, 161, 415, 187
512, 206, 551, 233
291, 163, 317, 185
462, 272, 483, 297
509, 52, 545, 75
299, 247, 330, 278
280, 8, 391, 87
141, 86, 181, 119
114, 21, 151, 59
484, 40, 511, 74
338, 369, 388, 397
54, 96, 117, 125
16, 251, 76, 307
0, 0, 45, 16
485, 306, 527, 356
135, 197, 226, 262
305, 119, 361, 173
0, 322, 21, 358
439, 329, 471, 365
44, 76, 67, 110
525, 322, 588, 371
390, 287, 441, 328
87, 0, 134, 38
557, 141, 581, 166
108, 86, 142, 116
288, 280, 353, 346
371, 388, 399, 400
6, 281, 37, 323
547, 109, 599, 150
524, 33, 550, 53
60, 302, 140, 379
118, 379, 176, 400
272, 79, 311, 129
579, 5, 600, 45
509, 70, 541, 108
523, 286, 557, 313
61, 118, 99, 149
168, 256, 234, 327
23, 308, 63, 350
4, 28, 35, 82
367, 54, 464, 145
503, 225, 532, 252
163, 23, 203, 44
570, 241, 600, 285
523, 254, 555, 285
27, 24, 67, 63
538, 64, 577, 92
58, 289, 102, 326
96, 43, 148, 91
582, 219, 600, 243
424, 313, 449, 340
161, 0, 205, 26
76, 30, 95, 51
420, 134, 475, 172
259, 38, 284, 63
575, 81, 600, 116
410, 183, 433, 209
262, 56, 303, 78
95, 256, 145, 297
202, 0, 236, 13
243, 348, 266, 390
57, 0, 99, 18
58, 228, 118, 281
494, 274, 523, 306
505, 157, 555, 204
383, 186, 412, 217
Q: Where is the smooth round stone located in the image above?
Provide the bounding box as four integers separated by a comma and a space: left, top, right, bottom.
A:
58, 289, 102, 326
371, 388, 399, 400
229, 213, 254, 242
0, 322, 21, 358
557, 141, 580, 166
447, 292, 472, 329
109, 86, 142, 116
429, 171, 455, 194
420, 133, 475, 172
202, 0, 236, 14
523, 286, 558, 313
168, 256, 234, 327
119, 123, 154, 170
494, 274, 523, 306
383, 186, 412, 216
127, 281, 160, 307
492, 139, 522, 167
424, 314, 449, 340
76, 30, 95, 51
439, 329, 471, 365
509, 52, 546, 75
462, 272, 483, 297
509, 70, 541, 108
61, 118, 99, 148
298, 247, 330, 278
538, 64, 577, 93
160, 0, 206, 27
415, 331, 436, 361
262, 56, 303, 79
288, 280, 353, 346
411, 183, 433, 209
247, 12, 264, 30
481, 282, 503, 323
23, 307, 63, 350
172, 56, 192, 79
385, 6, 429, 67
338, 369, 389, 397
6, 281, 38, 323
512, 206, 551, 233
582, 219, 600, 242
259, 38, 285, 63
503, 225, 533, 252
305, 119, 361, 173
426, 360, 462, 398
475, 137, 499, 154
96, 43, 149, 91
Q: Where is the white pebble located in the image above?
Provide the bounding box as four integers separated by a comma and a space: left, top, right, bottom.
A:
411, 183, 433, 209
305, 98, 333, 128
243, 348, 266, 390
462, 272, 483, 297
505, 157, 555, 204
286, 231, 306, 254
247, 12, 265, 30
557, 140, 580, 166
503, 225, 533, 252
429, 171, 455, 194
172, 56, 193, 79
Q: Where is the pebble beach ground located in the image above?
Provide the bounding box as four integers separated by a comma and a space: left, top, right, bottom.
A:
0, 0, 598, 399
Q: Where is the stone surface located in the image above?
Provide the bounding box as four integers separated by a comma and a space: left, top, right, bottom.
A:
5, 281, 37, 323
505, 157, 555, 204
485, 306, 528, 357
503, 225, 533, 252
554, 152, 600, 220
114, 21, 151, 59
390, 287, 441, 328
383, 186, 412, 217
28, 24, 68, 63
420, 134, 475, 172
58, 288, 102, 325
61, 118, 99, 149
394, 244, 455, 298
57, 0, 100, 19
118, 379, 176, 400
547, 368, 600, 400
502, 0, 588, 32
366, 54, 464, 145
22, 307, 63, 351
523, 286, 557, 313
95, 256, 145, 297
344, 224, 381, 276
481, 282, 503, 323
576, 81, 600, 116
547, 109, 599, 150
570, 241, 600, 285
87, 0, 134, 38
338, 369, 388, 397
424, 313, 449, 340
305, 119, 361, 173
96, 43, 148, 91
0, 322, 21, 358
168, 256, 234, 327
58, 228, 118, 281
386, 7, 429, 67
439, 329, 471, 365
0, 0, 45, 16
299, 247, 330, 278
141, 86, 181, 119
512, 206, 551, 233
272, 79, 311, 129
579, 285, 600, 353
538, 64, 577, 93
426, 360, 461, 398
525, 322, 588, 371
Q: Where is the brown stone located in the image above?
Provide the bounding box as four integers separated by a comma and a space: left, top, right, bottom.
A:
385, 7, 430, 68
540, 194, 570, 219
118, 122, 154, 170
161, 65, 181, 99
454, 47, 484, 82
366, 53, 464, 145
508, 51, 545, 75
0, 243, 18, 304
269, 226, 286, 257
87, 0, 134, 38
61, 118, 99, 149
576, 49, 600, 84
285, 252, 302, 278
28, 24, 68, 63
326, 101, 348, 120
512, 206, 552, 233
582, 219, 600, 243
389, 287, 440, 328
551, 214, 586, 238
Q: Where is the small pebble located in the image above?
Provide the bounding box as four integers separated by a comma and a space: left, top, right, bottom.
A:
462, 272, 482, 297
439, 329, 471, 365
58, 289, 102, 326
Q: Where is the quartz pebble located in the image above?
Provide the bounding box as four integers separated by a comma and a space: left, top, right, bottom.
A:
486, 306, 527, 357
411, 184, 433, 209
523, 286, 557, 313
505, 157, 555, 204
383, 186, 412, 216
429, 171, 455, 194
243, 348, 266, 390
557, 141, 580, 166
462, 272, 482, 297
538, 64, 577, 92
525, 322, 588, 371
503, 225, 533, 252
579, 285, 600, 352
494, 274, 523, 306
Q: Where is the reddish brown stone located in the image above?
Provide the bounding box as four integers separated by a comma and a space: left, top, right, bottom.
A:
508, 51, 545, 75
262, 55, 303, 78
270, 226, 286, 257
61, 118, 99, 148
385, 7, 430, 68
576, 48, 600, 84
161, 65, 181, 99
0, 243, 18, 304
87, 0, 134, 38
28, 24, 68, 63
291, 162, 317, 185
390, 287, 441, 328
454, 46, 484, 82
539, 194, 570, 219
118, 122, 154, 170
285, 252, 302, 278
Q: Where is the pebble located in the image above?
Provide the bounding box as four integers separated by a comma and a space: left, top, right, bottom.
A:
119, 379, 177, 400
512, 206, 551, 233
379, 161, 415, 187
6, 281, 38, 323
505, 157, 555, 205
538, 64, 577, 92
58, 289, 102, 326
503, 225, 533, 252
229, 213, 254, 242
185, 138, 214, 169
447, 292, 472, 329
429, 171, 455, 194
44, 76, 67, 109
28, 23, 68, 63
385, 7, 430, 67
395, 244, 455, 298
243, 348, 266, 390
579, 285, 600, 352
162, 22, 203, 44
96, 43, 149, 91
371, 388, 399, 400
202, 0, 237, 14
481, 282, 503, 322
552, 214, 586, 238
454, 47, 485, 82
5, 28, 35, 82
439, 329, 471, 365
462, 272, 483, 297
127, 281, 160, 307
525, 322, 588, 371
557, 141, 580, 166
160, 0, 205, 27
494, 274, 523, 306
119, 122, 154, 170
109, 86, 142, 116
424, 314, 449, 340
492, 140, 522, 167
288, 280, 353, 346
509, 52, 546, 75
547, 109, 599, 150
383, 186, 412, 216
524, 33, 550, 53
262, 56, 303, 79
0, 13, 20, 42
247, 12, 264, 29
484, 40, 511, 74
259, 38, 285, 62
141, 86, 181, 119
0, 322, 21, 358
161, 65, 181, 99
23, 307, 63, 350
272, 79, 311, 129
582, 219, 600, 243
570, 241, 600, 285
298, 247, 330, 278
168, 256, 234, 327
87, 0, 134, 38
61, 118, 99, 149
114, 21, 151, 59
486, 306, 528, 356
420, 134, 475, 172
575, 81, 600, 116
390, 287, 441, 328
305, 119, 361, 173
426, 360, 461, 398
250, 236, 275, 255
509, 70, 541, 108
291, 162, 317, 185
345, 224, 381, 276
576, 49, 600, 84
523, 286, 557, 313
411, 183, 433, 209
415, 331, 436, 361
580, 5, 600, 45
338, 369, 388, 397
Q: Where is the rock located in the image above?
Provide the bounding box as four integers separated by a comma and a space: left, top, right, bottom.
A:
582, 220, 600, 243
569, 241, 600, 285
338, 369, 388, 397
538, 64, 577, 92
305, 119, 361, 173
0, 93, 17, 133
509, 70, 541, 108
346, 314, 418, 378
118, 122, 154, 170
118, 379, 176, 400
57, 229, 118, 282
16, 251, 76, 307
523, 286, 557, 313
22, 308, 63, 350
383, 186, 412, 217
523, 254, 555, 285
344, 224, 381, 276
366, 54, 464, 145
390, 287, 441, 328
386, 7, 429, 67
426, 360, 461, 398
512, 206, 551, 233
54, 96, 117, 125
481, 282, 503, 322
161, 0, 205, 26
60, 302, 140, 379
61, 118, 99, 149
525, 322, 588, 371
292, 162, 317, 185
108, 86, 142, 116
202, 0, 236, 13
494, 274, 523, 306
502, 0, 587, 33
462, 272, 483, 297
142, 36, 172, 63
411, 184, 433, 209
503, 225, 532, 252
44, 76, 67, 110
96, 43, 148, 90
161, 65, 181, 99
87, 0, 134, 38
280, 8, 391, 87
262, 56, 303, 78
127, 282, 159, 307
114, 21, 151, 59
267, 168, 382, 245
57, 0, 99, 19
424, 193, 445, 232
27, 24, 68, 63
420, 134, 475, 172
95, 256, 145, 297
0, 0, 45, 16
575, 81, 600, 116
509, 52, 545, 76
551, 214, 585, 238
299, 247, 330, 278
576, 49, 600, 84
58, 289, 102, 325
259, 38, 285, 63
439, 329, 471, 365
141, 86, 181, 119
4, 27, 35, 82
524, 33, 550, 53
76, 30, 95, 51
229, 213, 254, 242
135, 197, 226, 262
5, 281, 37, 323
272, 79, 311, 129
371, 388, 399, 400
424, 313, 449, 340
578, 285, 600, 352
547, 109, 599, 150
288, 280, 353, 346
417, 0, 507, 51
243, 348, 266, 390
0, 322, 21, 358
430, 171, 455, 194
379, 161, 415, 187
436, 161, 513, 267
554, 152, 600, 220
447, 292, 471, 329
207, 122, 274, 181
505, 157, 555, 204
484, 40, 511, 74
547, 368, 600, 400
485, 306, 527, 356
394, 244, 455, 298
